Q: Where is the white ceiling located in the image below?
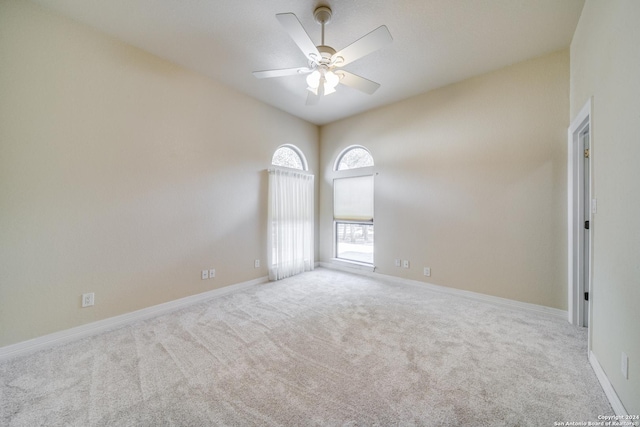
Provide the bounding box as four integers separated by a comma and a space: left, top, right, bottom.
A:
31, 0, 585, 125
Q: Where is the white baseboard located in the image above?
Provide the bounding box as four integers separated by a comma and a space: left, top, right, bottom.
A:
319, 262, 567, 320
589, 351, 628, 416
0, 276, 269, 361
318, 261, 378, 276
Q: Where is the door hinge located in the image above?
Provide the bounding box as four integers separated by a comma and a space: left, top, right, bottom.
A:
584, 292, 589, 301
584, 148, 590, 158
585, 220, 590, 230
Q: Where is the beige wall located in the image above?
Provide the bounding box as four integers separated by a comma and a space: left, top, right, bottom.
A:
320, 50, 569, 310
0, 1, 319, 347
571, 0, 640, 414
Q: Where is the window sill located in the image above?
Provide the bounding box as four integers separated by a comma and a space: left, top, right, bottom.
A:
329, 258, 375, 273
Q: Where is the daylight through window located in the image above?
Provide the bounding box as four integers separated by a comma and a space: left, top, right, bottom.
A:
272, 145, 307, 170
335, 146, 374, 170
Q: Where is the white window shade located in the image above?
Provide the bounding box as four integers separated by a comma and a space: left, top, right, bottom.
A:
334, 175, 374, 221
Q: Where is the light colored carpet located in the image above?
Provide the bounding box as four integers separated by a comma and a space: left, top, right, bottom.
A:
0, 268, 612, 426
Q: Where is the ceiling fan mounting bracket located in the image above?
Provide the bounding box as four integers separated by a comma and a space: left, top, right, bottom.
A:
313, 6, 332, 26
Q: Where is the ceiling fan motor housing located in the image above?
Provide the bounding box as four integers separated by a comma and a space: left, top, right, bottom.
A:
317, 45, 336, 63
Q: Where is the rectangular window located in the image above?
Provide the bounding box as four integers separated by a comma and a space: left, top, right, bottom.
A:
333, 175, 374, 265
335, 222, 373, 264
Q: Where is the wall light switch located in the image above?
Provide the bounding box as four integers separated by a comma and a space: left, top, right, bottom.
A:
201, 270, 209, 280
209, 269, 216, 278
394, 259, 401, 267
402, 260, 410, 269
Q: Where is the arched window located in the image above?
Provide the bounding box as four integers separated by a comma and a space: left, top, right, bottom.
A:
335, 146, 374, 171
268, 144, 314, 280
272, 144, 308, 171
333, 146, 374, 266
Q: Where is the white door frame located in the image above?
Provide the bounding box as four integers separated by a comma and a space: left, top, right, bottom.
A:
567, 98, 592, 328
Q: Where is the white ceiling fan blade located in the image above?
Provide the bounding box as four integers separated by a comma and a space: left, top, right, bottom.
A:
253, 67, 312, 79
331, 25, 392, 67
336, 71, 381, 95
276, 13, 321, 62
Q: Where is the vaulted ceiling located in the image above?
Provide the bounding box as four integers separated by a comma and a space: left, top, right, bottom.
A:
31, 0, 585, 125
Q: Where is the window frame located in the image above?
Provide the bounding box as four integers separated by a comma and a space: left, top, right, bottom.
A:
334, 145, 374, 171
334, 220, 374, 266
272, 144, 308, 171
331, 162, 375, 267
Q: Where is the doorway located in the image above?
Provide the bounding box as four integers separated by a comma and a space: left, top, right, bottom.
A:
580, 128, 590, 326
568, 99, 592, 328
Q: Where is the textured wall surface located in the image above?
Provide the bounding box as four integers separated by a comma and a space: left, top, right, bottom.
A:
320, 50, 569, 310
0, 0, 319, 347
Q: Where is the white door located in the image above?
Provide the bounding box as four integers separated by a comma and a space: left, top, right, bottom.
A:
581, 129, 590, 327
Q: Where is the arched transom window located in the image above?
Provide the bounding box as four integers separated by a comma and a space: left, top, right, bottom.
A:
335, 146, 374, 171
272, 144, 308, 171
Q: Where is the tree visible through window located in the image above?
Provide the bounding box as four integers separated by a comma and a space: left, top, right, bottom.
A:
336, 146, 374, 170
272, 145, 307, 170
336, 223, 373, 263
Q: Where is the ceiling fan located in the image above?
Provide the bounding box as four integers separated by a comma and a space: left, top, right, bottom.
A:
253, 6, 393, 106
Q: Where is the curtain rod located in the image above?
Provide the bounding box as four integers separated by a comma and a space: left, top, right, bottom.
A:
267, 167, 314, 176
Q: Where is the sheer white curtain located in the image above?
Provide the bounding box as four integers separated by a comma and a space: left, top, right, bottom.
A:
268, 167, 314, 281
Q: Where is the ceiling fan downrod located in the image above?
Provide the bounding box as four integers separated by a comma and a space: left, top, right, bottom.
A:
313, 6, 332, 46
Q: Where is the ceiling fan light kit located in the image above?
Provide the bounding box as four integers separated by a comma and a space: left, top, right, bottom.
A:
306, 68, 339, 96
253, 5, 392, 105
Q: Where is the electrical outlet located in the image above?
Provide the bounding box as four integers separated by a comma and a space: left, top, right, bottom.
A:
254, 259, 260, 268
402, 260, 410, 269
621, 352, 629, 379
394, 259, 401, 267
209, 268, 215, 278
201, 270, 209, 280
81, 293, 94, 308
423, 267, 431, 277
